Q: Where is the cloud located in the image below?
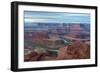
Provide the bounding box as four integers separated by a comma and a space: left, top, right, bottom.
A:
24, 11, 90, 24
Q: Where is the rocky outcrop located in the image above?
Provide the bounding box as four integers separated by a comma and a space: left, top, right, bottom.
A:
57, 41, 90, 59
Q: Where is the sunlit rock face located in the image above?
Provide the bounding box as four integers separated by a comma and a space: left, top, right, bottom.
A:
57, 41, 90, 60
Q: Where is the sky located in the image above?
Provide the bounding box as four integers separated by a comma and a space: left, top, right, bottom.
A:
24, 11, 90, 24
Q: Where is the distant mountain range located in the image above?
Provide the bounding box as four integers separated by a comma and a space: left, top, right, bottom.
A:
24, 23, 90, 31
